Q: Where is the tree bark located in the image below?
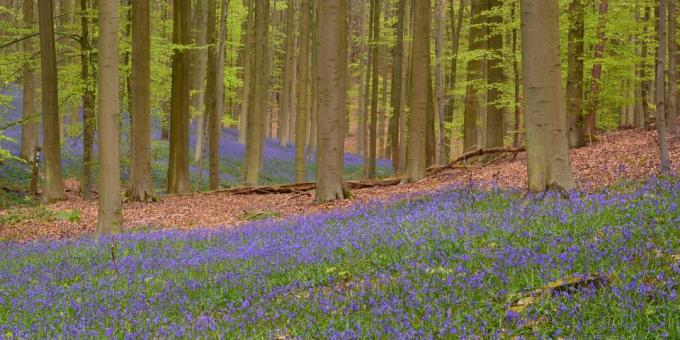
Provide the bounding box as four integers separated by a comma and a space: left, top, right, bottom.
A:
167, 0, 192, 194
520, 0, 576, 192
96, 0, 122, 234
463, 0, 487, 152
20, 0, 38, 161
566, 0, 585, 148
192, 0, 209, 162
295, 0, 310, 183
128, 0, 155, 201
388, 0, 406, 175
315, 0, 349, 203
447, 0, 464, 158
356, 0, 368, 159
511, 1, 521, 148
640, 6, 652, 129
485, 0, 505, 150
656, 0, 671, 171
402, 0, 430, 183
38, 0, 65, 202
434, 0, 446, 164
243, 0, 269, 185
584, 0, 609, 142
367, 0, 381, 178
238, 0, 254, 144
279, 0, 296, 146
668, 0, 678, 134
80, 0, 95, 199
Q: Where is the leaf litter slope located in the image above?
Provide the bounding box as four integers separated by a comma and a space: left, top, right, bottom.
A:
1, 127, 680, 241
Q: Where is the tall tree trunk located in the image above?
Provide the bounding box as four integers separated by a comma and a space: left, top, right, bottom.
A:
167, 0, 192, 194
128, 0, 154, 201
402, 0, 430, 183
207, 0, 230, 190
520, 0, 575, 192
656, 0, 671, 171
668, 0, 678, 134
38, 0, 65, 202
20, 0, 38, 161
192, 0, 209, 162
640, 6, 652, 129
447, 0, 464, 158
361, 0, 374, 171
388, 0, 405, 175
279, 0, 296, 146
80, 0, 95, 199
398, 0, 411, 173
243, 0, 269, 185
96, 0, 122, 234
315, 0, 349, 203
434, 0, 446, 164
463, 0, 487, 152
511, 1, 522, 148
485, 0, 505, 150
356, 0, 368, 158
238, 0, 254, 144
566, 0, 585, 148
295, 0, 310, 182
367, 0, 381, 178
584, 0, 609, 142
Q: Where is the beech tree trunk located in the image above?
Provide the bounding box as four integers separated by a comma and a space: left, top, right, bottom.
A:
96, 0, 122, 234
315, 0, 349, 203
192, 0, 209, 162
388, 0, 405, 175
656, 0, 671, 171
668, 0, 678, 134
279, 0, 296, 146
80, 0, 95, 199
367, 0, 381, 178
295, 0, 310, 183
520, 0, 576, 192
243, 0, 269, 185
167, 0, 192, 194
447, 0, 464, 158
238, 0, 254, 144
402, 0, 430, 183
38, 0, 65, 202
434, 0, 446, 164
566, 0, 585, 148
20, 0, 38, 161
463, 0, 488, 152
640, 6, 652, 129
584, 0, 609, 142
485, 0, 505, 150
128, 0, 155, 201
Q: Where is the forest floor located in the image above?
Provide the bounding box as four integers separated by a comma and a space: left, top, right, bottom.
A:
1, 126, 679, 241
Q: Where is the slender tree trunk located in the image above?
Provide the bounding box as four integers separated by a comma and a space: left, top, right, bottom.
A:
463, 0, 488, 152
485, 0, 505, 150
96, 0, 122, 234
20, 0, 38, 161
520, 0, 575, 192
238, 0, 254, 144
315, 0, 348, 203
641, 6, 652, 129
279, 0, 296, 146
388, 0, 405, 175
128, 0, 154, 201
398, 0, 411, 173
434, 0, 446, 164
38, 0, 65, 202
295, 0, 310, 182
243, 0, 269, 185
367, 0, 381, 178
566, 0, 585, 148
447, 0, 464, 158
361, 0, 374, 171
192, 0, 209, 162
167, 0, 192, 194
584, 0, 609, 142
80, 0, 95, 199
356, 0, 368, 157
402, 0, 430, 183
511, 1, 522, 148
656, 0, 671, 171
668, 0, 678, 134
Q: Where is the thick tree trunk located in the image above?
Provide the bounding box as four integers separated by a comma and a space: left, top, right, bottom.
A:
20, 0, 38, 161
315, 0, 349, 203
566, 0, 585, 148
388, 0, 406, 175
192, 0, 209, 162
656, 0, 671, 171
367, 0, 381, 178
96, 0, 122, 234
520, 0, 576, 192
584, 0, 609, 142
38, 0, 65, 202
80, 0, 95, 199
463, 0, 488, 152
128, 0, 155, 201
167, 0, 192, 194
485, 0, 505, 150
402, 0, 430, 183
295, 0, 310, 182
668, 0, 678, 134
243, 0, 269, 185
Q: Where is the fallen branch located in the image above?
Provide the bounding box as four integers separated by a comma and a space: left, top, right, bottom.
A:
427, 147, 525, 175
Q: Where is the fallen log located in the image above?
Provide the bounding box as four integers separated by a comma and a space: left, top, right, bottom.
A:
427, 146, 525, 175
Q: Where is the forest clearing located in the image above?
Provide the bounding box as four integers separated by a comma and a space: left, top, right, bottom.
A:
1, 0, 680, 337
